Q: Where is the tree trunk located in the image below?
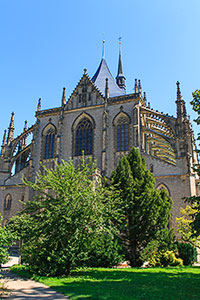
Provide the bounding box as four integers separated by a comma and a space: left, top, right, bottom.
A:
129, 240, 137, 267
128, 216, 137, 267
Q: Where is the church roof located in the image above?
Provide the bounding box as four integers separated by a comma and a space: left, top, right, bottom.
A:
92, 58, 126, 98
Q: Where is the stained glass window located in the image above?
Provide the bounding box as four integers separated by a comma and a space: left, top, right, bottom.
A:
75, 118, 93, 156
116, 117, 129, 152
44, 128, 55, 159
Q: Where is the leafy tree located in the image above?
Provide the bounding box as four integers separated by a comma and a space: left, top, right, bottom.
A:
10, 158, 122, 276
186, 90, 200, 237
0, 216, 16, 265
111, 147, 172, 267
176, 205, 200, 248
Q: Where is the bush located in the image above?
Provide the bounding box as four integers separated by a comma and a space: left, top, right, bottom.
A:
159, 251, 183, 267
147, 250, 183, 267
140, 228, 178, 266
177, 243, 197, 266
86, 234, 124, 268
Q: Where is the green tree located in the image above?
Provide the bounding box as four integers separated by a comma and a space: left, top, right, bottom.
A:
187, 90, 200, 237
176, 205, 200, 247
0, 216, 15, 265
10, 158, 121, 276
111, 147, 172, 267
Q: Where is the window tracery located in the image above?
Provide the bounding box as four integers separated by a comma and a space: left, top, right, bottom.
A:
75, 118, 93, 156
115, 116, 129, 152
42, 125, 56, 160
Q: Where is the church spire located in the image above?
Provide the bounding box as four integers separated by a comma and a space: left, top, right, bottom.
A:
116, 38, 126, 90
6, 112, 15, 144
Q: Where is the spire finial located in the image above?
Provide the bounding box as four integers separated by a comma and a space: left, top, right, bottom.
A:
176, 81, 187, 121
1, 129, 7, 158
62, 87, 66, 107
37, 98, 41, 112
22, 120, 28, 148
2, 130, 7, 146
105, 78, 109, 99
119, 37, 122, 51
138, 79, 142, 94
7, 112, 15, 144
24, 120, 27, 132
144, 92, 147, 104
102, 39, 105, 59
176, 81, 182, 100
134, 79, 138, 93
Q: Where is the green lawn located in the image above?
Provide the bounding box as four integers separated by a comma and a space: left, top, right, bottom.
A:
10, 265, 200, 300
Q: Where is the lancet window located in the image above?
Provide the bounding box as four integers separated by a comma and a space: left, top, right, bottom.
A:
157, 183, 170, 196
44, 129, 55, 159
42, 124, 56, 160
115, 115, 130, 152
75, 118, 93, 156
4, 194, 12, 210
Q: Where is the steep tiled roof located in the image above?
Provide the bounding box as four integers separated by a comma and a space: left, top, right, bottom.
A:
92, 58, 126, 98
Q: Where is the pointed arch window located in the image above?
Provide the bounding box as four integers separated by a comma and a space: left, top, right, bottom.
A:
44, 128, 55, 159
42, 125, 56, 159
115, 116, 129, 152
157, 183, 170, 196
75, 118, 93, 156
4, 194, 12, 210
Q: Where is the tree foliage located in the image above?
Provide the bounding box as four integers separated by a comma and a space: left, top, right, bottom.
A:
177, 242, 197, 266
111, 147, 172, 267
0, 216, 16, 264
140, 228, 178, 266
176, 205, 200, 247
10, 158, 122, 276
186, 90, 200, 237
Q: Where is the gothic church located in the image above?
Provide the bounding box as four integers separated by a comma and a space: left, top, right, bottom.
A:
0, 44, 199, 227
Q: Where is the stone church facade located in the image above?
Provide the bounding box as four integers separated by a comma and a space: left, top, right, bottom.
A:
0, 46, 199, 227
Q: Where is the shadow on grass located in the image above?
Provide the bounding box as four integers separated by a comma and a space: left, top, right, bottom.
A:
43, 268, 200, 300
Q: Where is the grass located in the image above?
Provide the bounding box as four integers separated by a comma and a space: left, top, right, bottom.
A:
10, 265, 200, 300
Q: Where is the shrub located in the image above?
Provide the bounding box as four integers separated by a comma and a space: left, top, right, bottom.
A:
148, 250, 183, 267
140, 228, 177, 266
86, 234, 124, 268
177, 243, 197, 266
159, 251, 183, 267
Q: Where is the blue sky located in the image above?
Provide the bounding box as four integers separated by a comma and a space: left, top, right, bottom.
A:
0, 0, 200, 142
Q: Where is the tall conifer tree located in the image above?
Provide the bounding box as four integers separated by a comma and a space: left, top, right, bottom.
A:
111, 147, 172, 266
